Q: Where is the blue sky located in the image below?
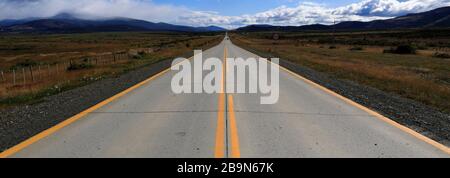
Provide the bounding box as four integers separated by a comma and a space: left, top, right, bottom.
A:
1, 0, 449, 28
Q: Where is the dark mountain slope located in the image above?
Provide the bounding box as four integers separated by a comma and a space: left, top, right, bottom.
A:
1, 13, 227, 33
236, 6, 450, 31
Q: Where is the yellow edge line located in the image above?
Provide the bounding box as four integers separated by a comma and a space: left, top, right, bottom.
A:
215, 93, 226, 158
263, 58, 450, 155
215, 46, 227, 158
0, 57, 193, 158
228, 95, 241, 158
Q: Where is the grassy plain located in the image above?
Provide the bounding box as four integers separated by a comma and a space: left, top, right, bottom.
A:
230, 29, 450, 113
0, 32, 223, 107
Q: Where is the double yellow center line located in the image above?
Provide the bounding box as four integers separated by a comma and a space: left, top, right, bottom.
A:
215, 45, 241, 158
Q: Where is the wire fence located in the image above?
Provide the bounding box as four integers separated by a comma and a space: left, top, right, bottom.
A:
0, 51, 133, 88
0, 36, 222, 98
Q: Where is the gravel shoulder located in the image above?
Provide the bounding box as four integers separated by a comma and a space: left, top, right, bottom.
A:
0, 59, 174, 152
240, 46, 450, 147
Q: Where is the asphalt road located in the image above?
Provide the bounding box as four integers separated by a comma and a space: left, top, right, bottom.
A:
10, 36, 450, 158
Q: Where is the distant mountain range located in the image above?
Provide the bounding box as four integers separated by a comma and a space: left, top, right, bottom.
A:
0, 13, 227, 33
1, 6, 449, 33
236, 6, 450, 32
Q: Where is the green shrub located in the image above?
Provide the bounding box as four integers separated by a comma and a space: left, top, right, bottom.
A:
11, 59, 38, 69
67, 62, 93, 71
132, 53, 145, 60
384, 45, 416, 54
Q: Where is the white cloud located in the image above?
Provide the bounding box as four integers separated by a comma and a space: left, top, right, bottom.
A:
0, 0, 189, 22
180, 0, 450, 28
0, 0, 449, 28
334, 0, 450, 16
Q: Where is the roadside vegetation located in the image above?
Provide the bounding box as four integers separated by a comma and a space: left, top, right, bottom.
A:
230, 29, 450, 113
0, 32, 223, 107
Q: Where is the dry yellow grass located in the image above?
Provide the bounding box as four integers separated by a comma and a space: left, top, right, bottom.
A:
0, 32, 223, 105
231, 33, 450, 113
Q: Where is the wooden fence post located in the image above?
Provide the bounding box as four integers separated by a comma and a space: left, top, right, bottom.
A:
1, 70, 4, 82
22, 68, 26, 85
38, 65, 41, 80
13, 69, 16, 86
47, 64, 51, 77
30, 66, 34, 82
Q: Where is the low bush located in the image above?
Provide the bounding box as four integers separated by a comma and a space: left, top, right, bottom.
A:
67, 62, 94, 71
383, 45, 416, 54
11, 59, 38, 69
132, 52, 146, 60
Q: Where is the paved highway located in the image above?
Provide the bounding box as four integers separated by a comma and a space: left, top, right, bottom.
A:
9, 36, 450, 158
